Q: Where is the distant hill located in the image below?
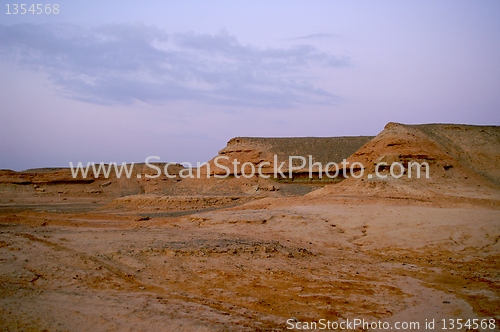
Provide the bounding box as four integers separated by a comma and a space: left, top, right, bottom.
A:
1, 123, 499, 202
309, 122, 500, 203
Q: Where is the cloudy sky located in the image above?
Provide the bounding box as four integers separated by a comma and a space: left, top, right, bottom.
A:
1, 1, 499, 170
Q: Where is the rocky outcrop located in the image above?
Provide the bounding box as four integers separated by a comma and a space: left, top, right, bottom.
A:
203, 136, 374, 176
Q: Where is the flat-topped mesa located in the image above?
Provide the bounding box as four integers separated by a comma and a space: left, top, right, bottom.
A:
0, 163, 185, 184
203, 136, 374, 179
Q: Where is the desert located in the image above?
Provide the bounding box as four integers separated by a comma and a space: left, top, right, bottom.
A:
0, 122, 499, 331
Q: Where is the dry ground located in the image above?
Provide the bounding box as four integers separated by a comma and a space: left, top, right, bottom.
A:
0, 193, 499, 331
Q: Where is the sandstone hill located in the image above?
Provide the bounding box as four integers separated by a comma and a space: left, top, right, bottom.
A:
309, 122, 500, 204
205, 136, 373, 175
1, 123, 499, 206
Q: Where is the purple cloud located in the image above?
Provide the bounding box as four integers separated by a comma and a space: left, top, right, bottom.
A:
1, 23, 349, 108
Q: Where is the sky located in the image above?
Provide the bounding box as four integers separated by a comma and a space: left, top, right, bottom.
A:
1, 1, 499, 171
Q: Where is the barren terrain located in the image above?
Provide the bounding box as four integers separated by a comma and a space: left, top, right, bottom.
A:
1, 123, 499, 331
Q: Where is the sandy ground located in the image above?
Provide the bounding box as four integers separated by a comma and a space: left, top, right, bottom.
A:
1, 193, 499, 331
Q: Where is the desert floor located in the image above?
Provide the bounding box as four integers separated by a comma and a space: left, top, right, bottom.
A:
1, 191, 499, 331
